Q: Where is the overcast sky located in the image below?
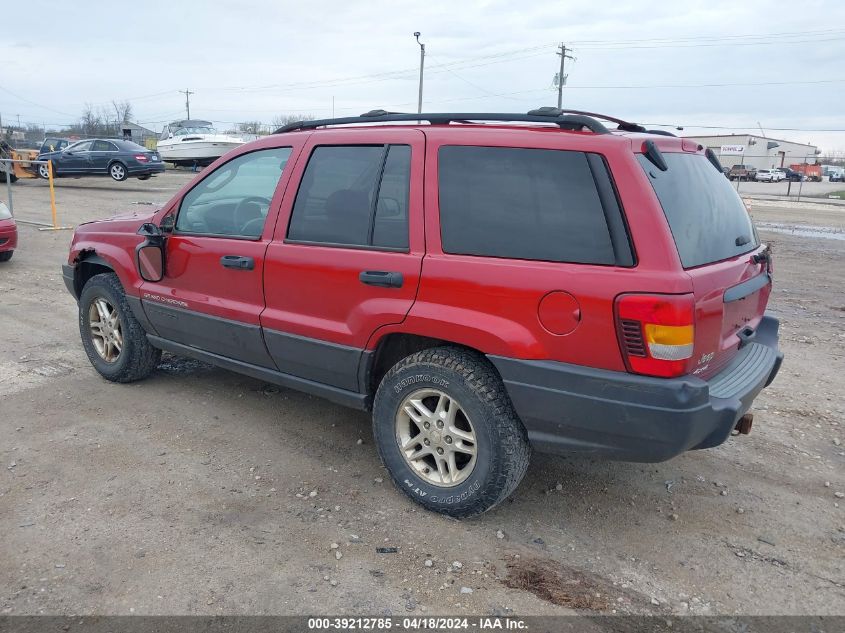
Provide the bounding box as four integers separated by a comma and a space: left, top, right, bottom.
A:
2, 0, 844, 150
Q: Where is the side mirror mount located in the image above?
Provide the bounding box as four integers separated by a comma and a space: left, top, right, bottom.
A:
136, 223, 165, 282
159, 214, 175, 233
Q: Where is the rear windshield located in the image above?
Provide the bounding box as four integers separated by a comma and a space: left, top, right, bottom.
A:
637, 153, 758, 268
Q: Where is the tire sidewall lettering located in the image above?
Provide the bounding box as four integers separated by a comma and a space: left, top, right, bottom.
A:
394, 373, 449, 393
378, 365, 496, 508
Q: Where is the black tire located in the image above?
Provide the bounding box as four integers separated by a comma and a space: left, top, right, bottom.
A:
373, 346, 530, 518
0, 250, 12, 262
109, 162, 128, 182
137, 174, 151, 181
78, 272, 161, 382
37, 162, 52, 179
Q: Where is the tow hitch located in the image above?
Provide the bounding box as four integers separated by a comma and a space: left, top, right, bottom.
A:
733, 413, 754, 435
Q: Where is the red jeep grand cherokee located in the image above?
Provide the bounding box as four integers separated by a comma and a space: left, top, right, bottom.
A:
62, 109, 782, 517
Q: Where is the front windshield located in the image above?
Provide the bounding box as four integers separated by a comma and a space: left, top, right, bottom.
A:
176, 126, 214, 135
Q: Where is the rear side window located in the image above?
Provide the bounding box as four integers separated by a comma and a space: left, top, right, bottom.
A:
637, 153, 758, 268
437, 146, 619, 265
287, 145, 411, 250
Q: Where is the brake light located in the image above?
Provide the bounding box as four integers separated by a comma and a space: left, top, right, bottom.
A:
615, 294, 695, 378
134, 154, 149, 162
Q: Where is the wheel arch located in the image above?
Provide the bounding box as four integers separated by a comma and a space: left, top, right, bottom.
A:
72, 251, 114, 298
362, 332, 505, 402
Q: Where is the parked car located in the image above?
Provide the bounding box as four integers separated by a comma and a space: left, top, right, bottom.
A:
775, 167, 804, 182
728, 164, 757, 181
37, 139, 165, 182
829, 169, 845, 183
755, 169, 784, 182
0, 201, 18, 262
62, 110, 782, 517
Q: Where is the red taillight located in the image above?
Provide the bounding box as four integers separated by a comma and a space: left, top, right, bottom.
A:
615, 293, 695, 378
135, 154, 148, 162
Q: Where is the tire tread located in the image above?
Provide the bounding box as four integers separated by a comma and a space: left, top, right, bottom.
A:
79, 273, 160, 382
374, 346, 530, 517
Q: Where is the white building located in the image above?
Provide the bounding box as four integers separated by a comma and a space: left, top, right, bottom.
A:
683, 134, 819, 171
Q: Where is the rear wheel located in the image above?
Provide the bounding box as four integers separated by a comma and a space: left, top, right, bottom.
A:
372, 346, 530, 517
0, 251, 12, 262
109, 162, 127, 181
79, 272, 161, 382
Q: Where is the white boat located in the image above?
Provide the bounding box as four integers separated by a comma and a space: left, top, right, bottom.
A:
156, 120, 245, 166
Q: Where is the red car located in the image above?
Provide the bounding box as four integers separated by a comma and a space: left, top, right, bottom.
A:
0, 201, 17, 262
62, 109, 782, 517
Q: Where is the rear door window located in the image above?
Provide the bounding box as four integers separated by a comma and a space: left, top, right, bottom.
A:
287, 145, 411, 250
637, 153, 758, 268
437, 146, 622, 265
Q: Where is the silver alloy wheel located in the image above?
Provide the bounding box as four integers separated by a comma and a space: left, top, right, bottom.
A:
110, 163, 125, 180
38, 163, 50, 179
395, 388, 477, 487
88, 297, 123, 363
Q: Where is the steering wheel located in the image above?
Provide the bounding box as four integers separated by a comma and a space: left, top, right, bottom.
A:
234, 196, 271, 234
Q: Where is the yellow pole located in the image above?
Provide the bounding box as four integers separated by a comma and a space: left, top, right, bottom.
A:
47, 161, 58, 228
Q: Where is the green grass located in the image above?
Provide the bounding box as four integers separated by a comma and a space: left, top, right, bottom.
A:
827, 190, 845, 199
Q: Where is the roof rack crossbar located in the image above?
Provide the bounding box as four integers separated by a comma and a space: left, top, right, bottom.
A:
527, 107, 646, 133
274, 111, 611, 134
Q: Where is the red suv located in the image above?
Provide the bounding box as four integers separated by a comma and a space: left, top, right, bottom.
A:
62, 109, 782, 517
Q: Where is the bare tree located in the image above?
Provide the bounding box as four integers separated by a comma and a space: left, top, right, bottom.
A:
238, 121, 263, 135
79, 103, 102, 136
112, 100, 133, 124
271, 114, 315, 130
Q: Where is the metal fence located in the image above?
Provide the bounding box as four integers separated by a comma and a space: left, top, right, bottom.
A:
0, 159, 71, 230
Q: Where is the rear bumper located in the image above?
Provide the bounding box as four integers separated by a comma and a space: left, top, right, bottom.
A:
489, 315, 783, 462
127, 163, 165, 175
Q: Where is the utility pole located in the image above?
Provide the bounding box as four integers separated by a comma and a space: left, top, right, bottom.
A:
556, 43, 574, 108
16, 114, 21, 129
414, 32, 425, 114
181, 89, 194, 120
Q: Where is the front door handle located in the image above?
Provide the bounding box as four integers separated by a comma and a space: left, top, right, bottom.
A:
359, 270, 403, 288
220, 255, 255, 270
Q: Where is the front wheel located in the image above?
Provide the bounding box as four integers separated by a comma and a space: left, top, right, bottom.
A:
372, 347, 530, 518
37, 163, 51, 179
109, 162, 127, 181
0, 251, 12, 262
79, 272, 161, 382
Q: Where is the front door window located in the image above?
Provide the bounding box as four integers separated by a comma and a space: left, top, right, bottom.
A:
176, 147, 292, 238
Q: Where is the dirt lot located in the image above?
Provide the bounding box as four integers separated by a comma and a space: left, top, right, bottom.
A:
0, 173, 843, 616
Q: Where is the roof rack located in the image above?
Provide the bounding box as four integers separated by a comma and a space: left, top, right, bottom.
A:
526, 107, 646, 133
273, 108, 623, 135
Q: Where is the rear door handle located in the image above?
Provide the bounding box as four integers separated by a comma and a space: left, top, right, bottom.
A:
359, 270, 403, 288
220, 255, 255, 270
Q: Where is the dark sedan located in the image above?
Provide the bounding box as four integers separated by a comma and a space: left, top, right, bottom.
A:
37, 139, 165, 182
775, 167, 805, 182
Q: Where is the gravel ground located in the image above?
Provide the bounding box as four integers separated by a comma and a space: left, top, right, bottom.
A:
0, 173, 843, 616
